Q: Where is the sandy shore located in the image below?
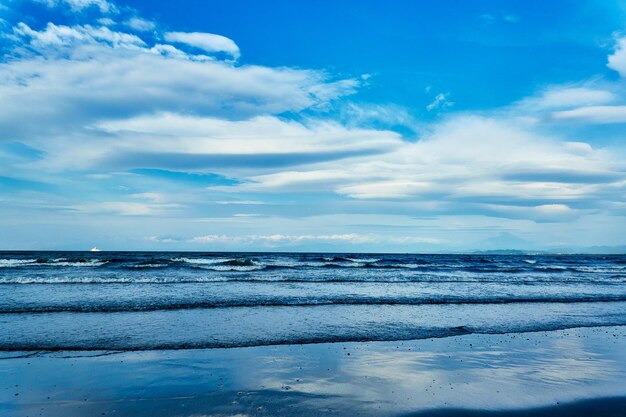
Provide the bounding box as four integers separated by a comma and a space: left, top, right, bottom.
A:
2, 326, 626, 416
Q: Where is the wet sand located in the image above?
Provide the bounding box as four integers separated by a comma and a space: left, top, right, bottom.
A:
2, 326, 626, 417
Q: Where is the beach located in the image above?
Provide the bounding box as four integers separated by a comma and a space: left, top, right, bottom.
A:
1, 252, 626, 416
3, 326, 626, 417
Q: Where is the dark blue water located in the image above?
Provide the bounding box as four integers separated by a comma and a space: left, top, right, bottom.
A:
1, 252, 625, 350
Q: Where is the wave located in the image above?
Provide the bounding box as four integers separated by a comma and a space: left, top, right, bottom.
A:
171, 257, 263, 271
0, 259, 37, 267
2, 275, 625, 284
318, 256, 353, 262
126, 263, 169, 269
4, 295, 626, 313
171, 257, 231, 265
172, 257, 255, 266
47, 260, 107, 267
2, 255, 625, 275
535, 265, 568, 271
194, 265, 266, 272
0, 258, 107, 268
346, 257, 381, 263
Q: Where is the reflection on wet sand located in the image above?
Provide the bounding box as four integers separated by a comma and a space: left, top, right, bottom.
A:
1, 326, 625, 417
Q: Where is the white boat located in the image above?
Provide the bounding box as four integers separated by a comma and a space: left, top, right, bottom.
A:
90, 247, 102, 252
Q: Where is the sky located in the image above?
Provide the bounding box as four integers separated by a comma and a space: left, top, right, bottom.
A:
0, 0, 625, 252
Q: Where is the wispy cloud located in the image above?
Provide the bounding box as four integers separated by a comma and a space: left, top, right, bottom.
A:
187, 233, 444, 247
190, 233, 377, 245
479, 12, 520, 24
523, 87, 616, 110
35, 0, 118, 13
551, 105, 626, 124
123, 17, 155, 32
68, 201, 181, 216
426, 93, 454, 112
164, 31, 240, 59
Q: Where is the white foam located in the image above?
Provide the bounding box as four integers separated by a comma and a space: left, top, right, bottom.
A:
0, 259, 37, 267
129, 264, 168, 269
347, 258, 381, 263
51, 260, 107, 267
537, 265, 567, 270
0, 259, 107, 268
171, 257, 231, 265
198, 265, 265, 272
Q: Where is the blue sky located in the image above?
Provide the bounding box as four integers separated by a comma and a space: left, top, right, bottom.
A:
0, 0, 625, 251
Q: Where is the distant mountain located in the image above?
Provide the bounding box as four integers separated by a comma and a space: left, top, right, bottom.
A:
478, 232, 535, 251
471, 246, 625, 255
545, 245, 626, 255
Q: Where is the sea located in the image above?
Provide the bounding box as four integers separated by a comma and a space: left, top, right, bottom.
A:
1, 251, 625, 351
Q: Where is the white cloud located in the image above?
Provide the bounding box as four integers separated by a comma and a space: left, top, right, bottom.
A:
339, 102, 422, 132
164, 31, 240, 59
69, 201, 181, 216
39, 114, 402, 171
186, 233, 445, 247
99, 202, 157, 216
65, 191, 180, 216
242, 169, 356, 191
14, 22, 145, 49
479, 203, 579, 222
508, 85, 622, 127
387, 236, 445, 244
520, 35, 626, 131
35, 0, 117, 13
337, 180, 431, 199
233, 116, 623, 208
190, 233, 378, 245
129, 192, 166, 202
551, 105, 626, 124
124, 17, 155, 32
215, 200, 266, 205
529, 87, 616, 109
146, 236, 179, 243
1, 23, 360, 143
426, 93, 454, 111
97, 113, 399, 155
608, 35, 626, 77
97, 17, 115, 26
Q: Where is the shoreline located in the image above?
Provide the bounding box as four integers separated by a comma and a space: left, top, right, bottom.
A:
1, 322, 625, 353
2, 325, 626, 416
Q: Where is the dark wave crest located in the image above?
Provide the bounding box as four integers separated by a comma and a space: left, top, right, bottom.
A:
4, 294, 626, 314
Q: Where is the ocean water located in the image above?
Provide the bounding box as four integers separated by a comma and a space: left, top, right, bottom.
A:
0, 251, 625, 351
